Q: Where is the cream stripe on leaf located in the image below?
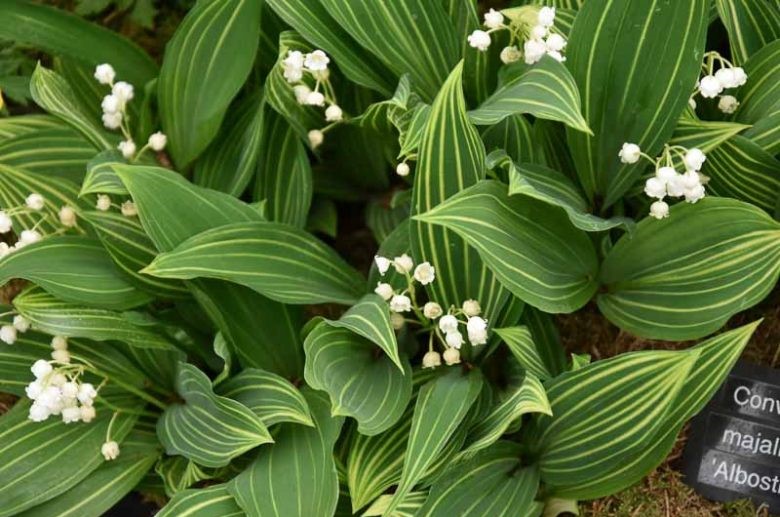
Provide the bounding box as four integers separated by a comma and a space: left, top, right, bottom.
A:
743, 111, 780, 155
363, 491, 428, 517
481, 115, 540, 167
733, 40, 780, 124
468, 56, 591, 134
227, 389, 343, 517
157, 0, 261, 169
551, 321, 760, 499
0, 401, 138, 517
79, 151, 128, 197
715, 0, 780, 65
410, 61, 509, 323
157, 484, 244, 517
0, 115, 64, 140
0, 127, 95, 184
527, 347, 698, 493
415, 180, 599, 313
303, 322, 412, 435
157, 363, 272, 468
521, 306, 568, 378
495, 326, 556, 381
669, 117, 751, 152
156, 456, 213, 499
0, 236, 151, 310
418, 442, 538, 517
598, 198, 780, 340
565, 0, 709, 207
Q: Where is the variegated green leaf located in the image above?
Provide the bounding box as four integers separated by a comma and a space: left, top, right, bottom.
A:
228, 389, 344, 517
598, 198, 780, 340
79, 151, 128, 197
0, 127, 94, 183
734, 40, 780, 124
158, 0, 261, 168
158, 484, 244, 517
0, 236, 151, 310
495, 326, 555, 381
215, 368, 313, 428
481, 115, 540, 167
157, 362, 272, 468
716, 0, 780, 65
521, 306, 567, 378
566, 0, 709, 206
0, 115, 63, 139
669, 117, 750, 152
304, 323, 412, 435
468, 57, 591, 134
144, 221, 364, 305
363, 492, 428, 517
743, 111, 780, 155
415, 180, 599, 313
156, 456, 214, 498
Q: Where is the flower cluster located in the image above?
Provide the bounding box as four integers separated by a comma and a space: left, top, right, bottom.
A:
280, 49, 343, 149
0, 314, 30, 345
93, 193, 138, 218
25, 338, 99, 424
374, 254, 490, 368
691, 52, 747, 114
468, 6, 566, 65
0, 192, 79, 258
619, 142, 708, 219
93, 64, 167, 160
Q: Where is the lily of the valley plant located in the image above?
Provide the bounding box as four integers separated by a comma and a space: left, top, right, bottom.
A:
0, 0, 778, 516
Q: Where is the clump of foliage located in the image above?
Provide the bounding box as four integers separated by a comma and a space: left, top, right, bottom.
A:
0, 0, 778, 516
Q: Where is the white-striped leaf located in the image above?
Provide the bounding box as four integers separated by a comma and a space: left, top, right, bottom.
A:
553, 321, 759, 499
13, 287, 175, 350
743, 111, 780, 155
157, 362, 272, 468
215, 368, 313, 428
529, 347, 698, 492
264, 0, 396, 95
598, 198, 780, 340
481, 114, 540, 167
0, 401, 137, 517
193, 92, 265, 197
734, 40, 780, 124
565, 0, 709, 206
29, 64, 114, 150
156, 456, 214, 498
418, 442, 539, 517
385, 368, 483, 514
253, 102, 313, 228
0, 236, 151, 310
463, 373, 551, 456
158, 484, 244, 517
228, 389, 344, 517
144, 221, 365, 305
158, 0, 261, 168
363, 491, 428, 517
410, 62, 509, 324
495, 326, 556, 381
701, 135, 780, 214
0, 1, 157, 86
304, 323, 412, 435
0, 126, 94, 183
716, 0, 780, 65
18, 428, 159, 517
415, 180, 599, 313
79, 151, 128, 197
0, 115, 63, 139
318, 0, 459, 102
468, 57, 591, 134
521, 306, 568, 378
669, 117, 750, 152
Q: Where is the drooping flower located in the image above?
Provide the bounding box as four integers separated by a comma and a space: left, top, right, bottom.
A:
0, 325, 17, 345
443, 347, 461, 365
0, 211, 12, 233
393, 254, 414, 274
500, 45, 521, 64
17, 230, 42, 248
102, 112, 122, 130
413, 262, 435, 285
649, 200, 670, 220
538, 6, 556, 27
12, 315, 30, 333
438, 314, 459, 334
484, 8, 504, 30
389, 294, 412, 313
718, 95, 739, 114
467, 30, 491, 51
423, 302, 442, 319
118, 140, 136, 159
51, 336, 68, 350
308, 129, 324, 149
698, 75, 723, 98
59, 206, 77, 227
96, 194, 112, 211
93, 64, 116, 85
325, 104, 343, 122
111, 82, 134, 104
101, 94, 121, 114
304, 91, 325, 107
25, 193, 45, 211
545, 33, 566, 52
422, 350, 442, 369
374, 282, 394, 301
293, 84, 311, 104
618, 142, 641, 164
467, 316, 488, 345
304, 50, 330, 71
396, 162, 410, 177
462, 299, 481, 317
101, 441, 120, 461
148, 132, 167, 151
523, 39, 547, 64
374, 256, 391, 275
445, 331, 464, 349
644, 177, 667, 199
683, 148, 706, 171
121, 201, 138, 217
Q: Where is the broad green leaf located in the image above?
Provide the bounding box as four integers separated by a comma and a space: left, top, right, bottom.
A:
0, 236, 151, 310
534, 118, 577, 179
418, 442, 539, 517
734, 40, 780, 124
521, 306, 567, 378
157, 362, 272, 468
0, 401, 137, 517
319, 0, 459, 101
253, 103, 313, 228
13, 287, 174, 350
145, 222, 365, 305
156, 456, 213, 498
716, 0, 780, 65
0, 1, 157, 86
495, 326, 555, 381
304, 323, 412, 435
158, 0, 261, 168
468, 57, 591, 134
80, 211, 189, 299
265, 0, 396, 95
415, 180, 599, 313
701, 135, 780, 213
481, 114, 540, 167
566, 0, 709, 206
598, 198, 780, 340
410, 62, 509, 323
228, 389, 344, 517
158, 484, 244, 517
18, 429, 159, 517
215, 368, 313, 427
556, 321, 759, 499
463, 374, 551, 456
669, 117, 750, 152
0, 127, 95, 183
29, 64, 114, 150
0, 115, 63, 139
194, 92, 264, 197
366, 198, 409, 245
386, 368, 483, 514
363, 492, 428, 517
743, 111, 780, 155
79, 151, 127, 197
530, 347, 698, 491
